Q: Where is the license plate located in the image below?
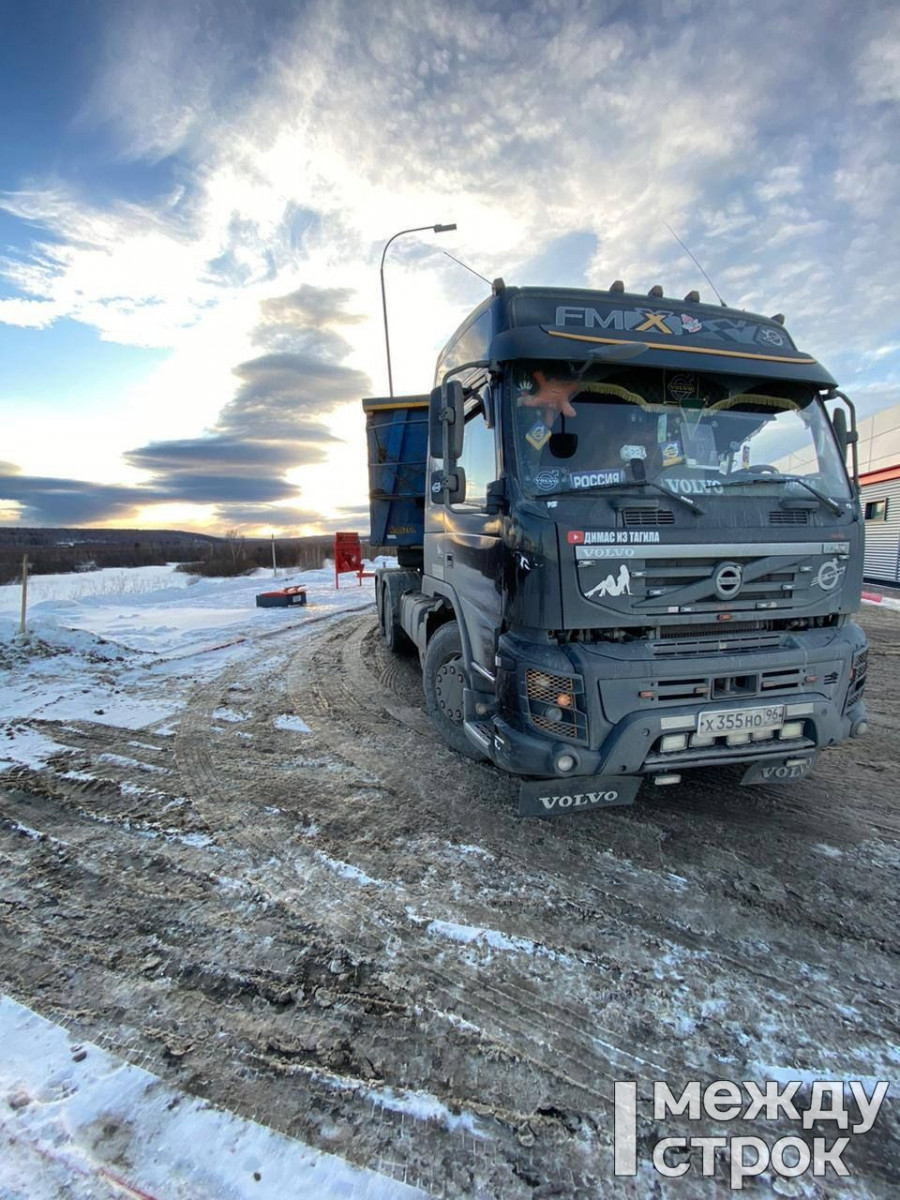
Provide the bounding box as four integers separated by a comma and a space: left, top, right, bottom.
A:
697, 704, 785, 736
519, 774, 640, 818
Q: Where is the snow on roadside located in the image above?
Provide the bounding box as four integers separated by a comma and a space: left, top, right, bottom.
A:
0, 993, 425, 1200
0, 561, 381, 773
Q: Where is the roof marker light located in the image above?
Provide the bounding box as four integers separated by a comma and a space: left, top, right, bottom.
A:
610, 279, 625, 293
648, 285, 664, 297
771, 313, 785, 325
684, 290, 700, 302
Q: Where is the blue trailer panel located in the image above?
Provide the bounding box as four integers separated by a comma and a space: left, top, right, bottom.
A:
362, 396, 428, 548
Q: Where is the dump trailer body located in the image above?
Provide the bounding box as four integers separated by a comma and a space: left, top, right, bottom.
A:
363, 396, 428, 553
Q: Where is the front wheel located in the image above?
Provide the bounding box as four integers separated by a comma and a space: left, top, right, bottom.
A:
423, 621, 486, 761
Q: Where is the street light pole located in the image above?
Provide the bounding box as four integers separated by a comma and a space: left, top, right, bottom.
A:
380, 222, 457, 396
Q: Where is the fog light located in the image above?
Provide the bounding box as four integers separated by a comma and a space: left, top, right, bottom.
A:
543, 705, 563, 723
557, 693, 573, 708
690, 733, 715, 748
852, 719, 868, 737
655, 773, 681, 786
660, 734, 688, 753
779, 721, 804, 740
751, 730, 771, 741
556, 752, 576, 773
726, 732, 751, 746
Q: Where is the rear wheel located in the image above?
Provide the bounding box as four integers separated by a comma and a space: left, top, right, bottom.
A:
423, 621, 486, 761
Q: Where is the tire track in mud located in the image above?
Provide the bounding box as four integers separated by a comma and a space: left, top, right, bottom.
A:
168, 609, 900, 1189
1, 605, 898, 1196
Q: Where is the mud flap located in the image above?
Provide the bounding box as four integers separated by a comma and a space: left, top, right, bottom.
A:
740, 752, 818, 786
519, 775, 641, 818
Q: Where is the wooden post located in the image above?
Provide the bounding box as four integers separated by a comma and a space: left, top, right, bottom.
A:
271, 532, 277, 577
19, 554, 29, 636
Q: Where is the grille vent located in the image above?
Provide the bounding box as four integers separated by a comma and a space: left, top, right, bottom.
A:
769, 510, 810, 525
623, 507, 675, 526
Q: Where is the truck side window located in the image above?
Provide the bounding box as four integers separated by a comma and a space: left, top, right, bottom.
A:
454, 401, 496, 508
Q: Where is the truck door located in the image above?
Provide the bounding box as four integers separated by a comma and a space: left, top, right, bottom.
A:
443, 388, 503, 675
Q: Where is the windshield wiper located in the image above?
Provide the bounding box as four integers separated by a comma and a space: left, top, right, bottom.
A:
538, 479, 703, 514
719, 473, 844, 515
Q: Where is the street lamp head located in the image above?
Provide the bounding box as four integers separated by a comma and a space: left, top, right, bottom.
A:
433, 223, 457, 233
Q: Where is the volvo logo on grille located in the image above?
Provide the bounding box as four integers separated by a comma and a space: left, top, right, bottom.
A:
714, 561, 743, 600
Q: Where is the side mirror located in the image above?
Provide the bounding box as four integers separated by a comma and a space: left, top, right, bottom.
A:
832, 407, 848, 458
429, 380, 465, 461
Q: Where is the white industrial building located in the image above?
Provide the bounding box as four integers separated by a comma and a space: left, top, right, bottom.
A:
856, 403, 900, 584
773, 400, 900, 583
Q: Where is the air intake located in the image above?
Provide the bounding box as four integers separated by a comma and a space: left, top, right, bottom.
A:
623, 507, 675, 525
769, 510, 809, 525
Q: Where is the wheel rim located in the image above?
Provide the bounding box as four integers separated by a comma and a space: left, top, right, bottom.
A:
434, 656, 465, 723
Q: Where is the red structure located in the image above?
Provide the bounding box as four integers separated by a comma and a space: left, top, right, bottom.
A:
334, 532, 373, 587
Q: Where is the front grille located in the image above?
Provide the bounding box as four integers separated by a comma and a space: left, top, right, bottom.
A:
769, 510, 810, 525
623, 507, 675, 525
640, 666, 805, 707
652, 631, 784, 657
642, 558, 798, 606
525, 669, 587, 741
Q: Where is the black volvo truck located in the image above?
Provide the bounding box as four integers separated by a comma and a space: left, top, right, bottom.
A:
364, 281, 869, 817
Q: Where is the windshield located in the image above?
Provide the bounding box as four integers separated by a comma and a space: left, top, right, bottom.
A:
512, 363, 851, 502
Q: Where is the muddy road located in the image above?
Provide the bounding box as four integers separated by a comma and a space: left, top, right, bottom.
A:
1, 605, 898, 1197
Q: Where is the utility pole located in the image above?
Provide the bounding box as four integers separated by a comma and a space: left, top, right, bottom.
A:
271, 533, 278, 577
19, 554, 28, 637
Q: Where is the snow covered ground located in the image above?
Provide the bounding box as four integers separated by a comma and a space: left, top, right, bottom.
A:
0, 995, 425, 1200
0, 562, 379, 773
0, 560, 408, 1198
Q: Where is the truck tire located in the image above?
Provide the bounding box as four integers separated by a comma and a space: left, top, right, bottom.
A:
423, 621, 487, 761
381, 572, 415, 653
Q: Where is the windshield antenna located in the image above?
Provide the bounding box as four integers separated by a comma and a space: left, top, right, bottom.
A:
442, 250, 492, 287
663, 221, 728, 307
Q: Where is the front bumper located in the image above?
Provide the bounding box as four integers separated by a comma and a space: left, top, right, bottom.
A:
481, 623, 869, 780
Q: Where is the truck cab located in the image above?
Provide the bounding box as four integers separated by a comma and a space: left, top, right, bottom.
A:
366, 281, 869, 816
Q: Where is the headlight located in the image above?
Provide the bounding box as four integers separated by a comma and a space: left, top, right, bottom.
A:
525, 668, 587, 741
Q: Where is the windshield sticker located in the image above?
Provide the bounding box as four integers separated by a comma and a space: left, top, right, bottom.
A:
534, 469, 561, 491
680, 314, 703, 334
570, 469, 626, 489
526, 420, 553, 450
759, 327, 786, 346
664, 477, 725, 495
661, 440, 684, 466
667, 373, 698, 401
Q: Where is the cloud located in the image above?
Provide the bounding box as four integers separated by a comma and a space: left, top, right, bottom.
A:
2, 282, 371, 528
0, 472, 148, 526
2, 0, 900, 530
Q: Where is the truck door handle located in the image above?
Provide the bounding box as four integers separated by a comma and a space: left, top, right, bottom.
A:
445, 552, 454, 565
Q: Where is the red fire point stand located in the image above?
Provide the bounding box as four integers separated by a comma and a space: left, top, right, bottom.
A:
334, 532, 373, 588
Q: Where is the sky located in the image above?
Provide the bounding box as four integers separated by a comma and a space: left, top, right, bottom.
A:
1, 0, 899, 534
